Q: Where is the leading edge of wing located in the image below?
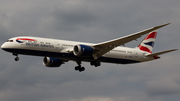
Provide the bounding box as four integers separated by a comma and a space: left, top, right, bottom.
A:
94, 23, 170, 48
92, 23, 170, 59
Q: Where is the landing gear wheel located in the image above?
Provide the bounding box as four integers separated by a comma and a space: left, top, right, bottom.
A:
74, 66, 85, 72
75, 61, 85, 72
15, 57, 19, 61
13, 53, 19, 61
79, 67, 85, 72
90, 61, 101, 67
75, 66, 80, 71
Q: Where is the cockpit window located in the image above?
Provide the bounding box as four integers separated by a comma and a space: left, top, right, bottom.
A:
6, 40, 13, 42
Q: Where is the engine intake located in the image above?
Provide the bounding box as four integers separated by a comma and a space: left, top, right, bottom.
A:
73, 44, 94, 57
43, 57, 63, 67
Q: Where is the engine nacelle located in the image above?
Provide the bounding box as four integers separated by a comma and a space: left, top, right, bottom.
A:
43, 57, 63, 67
73, 44, 94, 57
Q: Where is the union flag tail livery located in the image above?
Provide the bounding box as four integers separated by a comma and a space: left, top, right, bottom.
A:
138, 31, 157, 53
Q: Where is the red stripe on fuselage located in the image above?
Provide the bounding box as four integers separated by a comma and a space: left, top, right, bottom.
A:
16, 38, 36, 41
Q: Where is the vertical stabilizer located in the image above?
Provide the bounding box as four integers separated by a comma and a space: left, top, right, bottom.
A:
138, 30, 158, 53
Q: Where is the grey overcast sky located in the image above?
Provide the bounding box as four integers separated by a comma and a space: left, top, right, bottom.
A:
0, 0, 180, 101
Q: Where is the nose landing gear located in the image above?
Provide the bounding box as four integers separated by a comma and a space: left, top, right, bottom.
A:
13, 53, 19, 61
15, 57, 19, 61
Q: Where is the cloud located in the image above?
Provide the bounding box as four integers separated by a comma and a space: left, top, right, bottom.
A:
145, 79, 180, 96
40, 3, 98, 32
0, 0, 180, 101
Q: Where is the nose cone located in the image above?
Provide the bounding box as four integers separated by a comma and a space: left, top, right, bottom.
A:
1, 43, 5, 50
1, 43, 4, 49
1, 42, 14, 52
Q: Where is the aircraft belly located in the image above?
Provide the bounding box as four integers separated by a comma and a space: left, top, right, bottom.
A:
4, 48, 140, 64
99, 52, 139, 64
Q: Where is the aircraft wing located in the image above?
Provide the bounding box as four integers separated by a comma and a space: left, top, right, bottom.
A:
92, 23, 170, 59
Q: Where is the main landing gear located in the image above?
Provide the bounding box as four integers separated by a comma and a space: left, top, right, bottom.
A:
13, 53, 19, 61
74, 61, 101, 72
90, 61, 101, 67
75, 61, 85, 72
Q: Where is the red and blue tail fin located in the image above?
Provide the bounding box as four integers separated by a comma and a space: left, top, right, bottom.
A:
138, 30, 158, 53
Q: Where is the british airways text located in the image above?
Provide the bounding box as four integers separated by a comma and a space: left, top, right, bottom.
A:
26, 42, 54, 48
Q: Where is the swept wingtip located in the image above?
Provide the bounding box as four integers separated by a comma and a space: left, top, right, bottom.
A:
160, 23, 171, 27
153, 23, 171, 29
165, 22, 171, 26
172, 49, 178, 51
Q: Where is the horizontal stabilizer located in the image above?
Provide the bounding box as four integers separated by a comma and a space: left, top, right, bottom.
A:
145, 49, 178, 57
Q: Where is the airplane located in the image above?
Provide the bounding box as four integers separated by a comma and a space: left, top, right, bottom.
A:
1, 23, 178, 72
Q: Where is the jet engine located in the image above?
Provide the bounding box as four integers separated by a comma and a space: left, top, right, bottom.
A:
73, 44, 94, 57
43, 57, 63, 67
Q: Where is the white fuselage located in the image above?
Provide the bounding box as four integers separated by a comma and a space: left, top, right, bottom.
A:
1, 24, 176, 72
1, 36, 155, 64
